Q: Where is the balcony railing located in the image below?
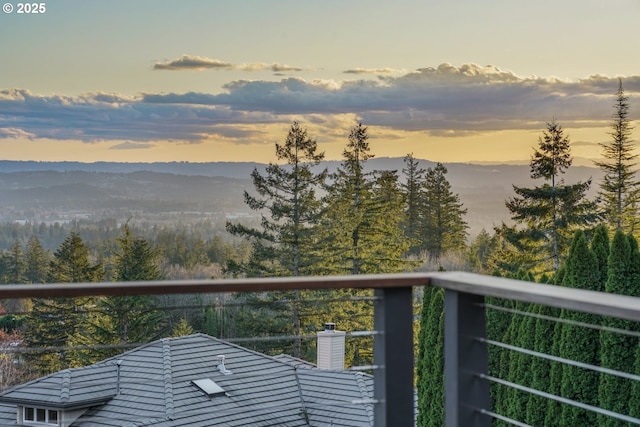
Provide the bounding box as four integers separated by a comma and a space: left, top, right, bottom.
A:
2, 271, 640, 427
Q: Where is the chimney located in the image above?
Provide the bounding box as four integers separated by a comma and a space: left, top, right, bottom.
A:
316, 322, 346, 370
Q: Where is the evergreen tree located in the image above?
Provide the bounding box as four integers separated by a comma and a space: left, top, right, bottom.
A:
25, 232, 104, 374
171, 319, 195, 337
525, 304, 559, 426
369, 170, 413, 272
421, 163, 468, 260
416, 288, 444, 427
2, 240, 26, 284
558, 231, 600, 426
80, 224, 167, 363
505, 120, 599, 273
226, 120, 326, 276
401, 153, 427, 255
504, 303, 537, 424
226, 121, 327, 358
591, 225, 611, 291
595, 79, 638, 233
24, 235, 50, 284
0, 240, 30, 315
598, 230, 637, 424
467, 229, 498, 273
317, 122, 375, 275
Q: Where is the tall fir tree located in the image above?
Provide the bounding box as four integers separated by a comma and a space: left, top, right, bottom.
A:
505, 120, 599, 273
226, 120, 326, 277
596, 79, 638, 233
1, 240, 26, 284
226, 121, 327, 358
401, 153, 427, 255
24, 235, 50, 284
76, 224, 167, 364
316, 122, 412, 274
25, 232, 104, 375
0, 240, 30, 315
317, 122, 375, 275
420, 163, 468, 260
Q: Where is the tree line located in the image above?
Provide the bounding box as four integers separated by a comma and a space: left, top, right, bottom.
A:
417, 79, 638, 426
0, 120, 469, 386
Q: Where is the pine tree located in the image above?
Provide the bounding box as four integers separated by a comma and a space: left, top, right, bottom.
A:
596, 79, 638, 233
558, 230, 599, 426
421, 162, 468, 260
505, 120, 599, 273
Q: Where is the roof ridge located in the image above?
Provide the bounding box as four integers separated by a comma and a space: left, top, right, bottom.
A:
355, 372, 374, 426
161, 338, 174, 419
60, 369, 71, 401
293, 367, 312, 426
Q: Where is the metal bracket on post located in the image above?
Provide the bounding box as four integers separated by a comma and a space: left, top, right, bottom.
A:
373, 286, 414, 427
444, 289, 491, 427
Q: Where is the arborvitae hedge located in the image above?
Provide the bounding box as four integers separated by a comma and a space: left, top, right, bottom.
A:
558, 231, 599, 426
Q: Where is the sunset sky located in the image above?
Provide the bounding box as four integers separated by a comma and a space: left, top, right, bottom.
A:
1, 0, 640, 164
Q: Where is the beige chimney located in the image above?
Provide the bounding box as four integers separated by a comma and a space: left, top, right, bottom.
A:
316, 322, 346, 370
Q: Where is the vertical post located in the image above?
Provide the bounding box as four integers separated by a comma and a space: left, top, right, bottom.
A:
444, 290, 491, 427
373, 286, 414, 427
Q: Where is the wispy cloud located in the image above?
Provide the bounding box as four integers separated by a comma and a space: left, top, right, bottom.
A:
153, 55, 233, 71
2, 64, 639, 146
154, 55, 307, 73
343, 67, 406, 75
110, 141, 156, 150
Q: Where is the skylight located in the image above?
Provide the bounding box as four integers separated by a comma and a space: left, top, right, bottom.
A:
191, 379, 226, 398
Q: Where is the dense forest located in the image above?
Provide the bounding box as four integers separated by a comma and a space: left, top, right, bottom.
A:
0, 80, 637, 425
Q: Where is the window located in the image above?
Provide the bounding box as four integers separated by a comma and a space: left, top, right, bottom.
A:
22, 406, 59, 426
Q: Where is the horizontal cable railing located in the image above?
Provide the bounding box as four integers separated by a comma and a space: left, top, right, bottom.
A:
0, 273, 425, 427
428, 272, 640, 426
3, 271, 640, 426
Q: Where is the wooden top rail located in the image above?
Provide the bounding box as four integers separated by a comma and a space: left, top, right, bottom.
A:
0, 273, 431, 299
2, 271, 640, 323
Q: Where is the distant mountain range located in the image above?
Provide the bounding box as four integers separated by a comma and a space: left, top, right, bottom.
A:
0, 159, 604, 237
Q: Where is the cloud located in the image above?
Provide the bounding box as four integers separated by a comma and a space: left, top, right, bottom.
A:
343, 67, 406, 75
0, 127, 36, 139
153, 55, 233, 71
154, 55, 306, 73
110, 141, 156, 150
2, 64, 640, 146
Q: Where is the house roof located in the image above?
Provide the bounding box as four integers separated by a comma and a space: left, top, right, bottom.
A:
0, 334, 375, 427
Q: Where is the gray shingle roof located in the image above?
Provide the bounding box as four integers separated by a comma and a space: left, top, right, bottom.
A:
0, 334, 375, 427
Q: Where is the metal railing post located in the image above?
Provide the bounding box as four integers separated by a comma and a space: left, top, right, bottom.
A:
444, 289, 491, 427
373, 286, 414, 427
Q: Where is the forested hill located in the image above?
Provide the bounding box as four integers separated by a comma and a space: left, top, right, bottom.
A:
0, 159, 603, 236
